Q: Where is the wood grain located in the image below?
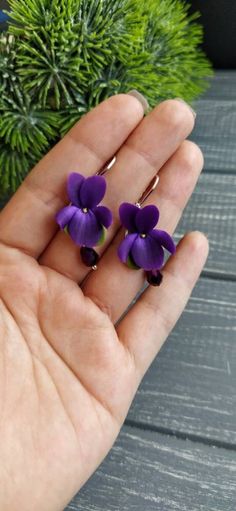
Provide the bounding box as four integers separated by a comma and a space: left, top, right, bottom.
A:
175, 173, 236, 277
190, 98, 236, 173
197, 71, 236, 101
127, 277, 236, 445
191, 72, 236, 174
66, 425, 236, 511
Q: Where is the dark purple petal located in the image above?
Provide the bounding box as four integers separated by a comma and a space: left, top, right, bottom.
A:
119, 203, 139, 232
150, 229, 176, 254
131, 235, 164, 270
55, 205, 77, 229
68, 209, 102, 248
117, 233, 138, 263
135, 205, 159, 233
67, 173, 85, 206
94, 205, 112, 228
79, 175, 106, 208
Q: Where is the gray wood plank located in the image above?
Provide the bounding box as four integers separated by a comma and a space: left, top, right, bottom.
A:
190, 98, 236, 173
197, 71, 236, 101
127, 277, 236, 445
191, 72, 236, 173
66, 425, 236, 511
175, 173, 236, 277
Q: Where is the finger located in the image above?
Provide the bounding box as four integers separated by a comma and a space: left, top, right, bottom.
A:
117, 232, 209, 379
40, 99, 195, 282
82, 140, 203, 322
0, 94, 145, 257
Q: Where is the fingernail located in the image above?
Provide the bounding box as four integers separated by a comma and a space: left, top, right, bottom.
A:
174, 98, 196, 119
127, 90, 149, 114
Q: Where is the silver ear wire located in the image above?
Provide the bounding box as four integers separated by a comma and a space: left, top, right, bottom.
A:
136, 175, 159, 208
97, 156, 116, 176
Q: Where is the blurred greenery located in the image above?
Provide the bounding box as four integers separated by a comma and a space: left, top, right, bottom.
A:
0, 0, 212, 195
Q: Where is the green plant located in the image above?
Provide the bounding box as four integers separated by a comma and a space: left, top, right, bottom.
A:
0, 0, 212, 195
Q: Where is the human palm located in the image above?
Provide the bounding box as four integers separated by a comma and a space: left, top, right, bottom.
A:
0, 94, 208, 511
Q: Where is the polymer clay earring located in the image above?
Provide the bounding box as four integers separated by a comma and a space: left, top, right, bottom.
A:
56, 170, 113, 269
117, 176, 176, 286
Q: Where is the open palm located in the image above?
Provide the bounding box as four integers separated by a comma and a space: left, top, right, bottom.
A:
0, 94, 208, 511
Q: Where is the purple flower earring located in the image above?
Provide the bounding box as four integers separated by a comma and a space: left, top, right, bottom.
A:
56, 171, 113, 268
117, 176, 176, 286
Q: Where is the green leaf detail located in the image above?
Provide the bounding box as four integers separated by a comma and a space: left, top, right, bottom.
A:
96, 225, 107, 247
126, 254, 140, 270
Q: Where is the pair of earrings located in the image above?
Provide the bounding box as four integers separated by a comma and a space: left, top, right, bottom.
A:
55, 161, 175, 286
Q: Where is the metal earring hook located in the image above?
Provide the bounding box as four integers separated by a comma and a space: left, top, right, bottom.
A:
97, 156, 116, 176
136, 175, 159, 208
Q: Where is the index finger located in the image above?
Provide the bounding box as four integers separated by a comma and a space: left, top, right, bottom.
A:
0, 93, 145, 258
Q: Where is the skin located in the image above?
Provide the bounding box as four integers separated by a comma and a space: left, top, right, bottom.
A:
0, 95, 209, 511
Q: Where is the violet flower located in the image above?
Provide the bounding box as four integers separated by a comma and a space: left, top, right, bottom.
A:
56, 173, 112, 247
118, 203, 176, 272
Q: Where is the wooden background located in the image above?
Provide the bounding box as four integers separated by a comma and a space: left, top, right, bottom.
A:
65, 72, 236, 510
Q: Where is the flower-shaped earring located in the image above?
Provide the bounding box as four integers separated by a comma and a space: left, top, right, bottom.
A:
117, 176, 176, 286
56, 172, 112, 268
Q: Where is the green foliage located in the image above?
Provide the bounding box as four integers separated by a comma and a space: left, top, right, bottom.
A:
0, 0, 212, 195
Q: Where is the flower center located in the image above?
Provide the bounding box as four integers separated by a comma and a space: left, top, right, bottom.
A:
82, 207, 88, 213
140, 233, 147, 238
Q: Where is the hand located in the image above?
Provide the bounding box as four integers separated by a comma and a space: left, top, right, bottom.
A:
0, 95, 208, 511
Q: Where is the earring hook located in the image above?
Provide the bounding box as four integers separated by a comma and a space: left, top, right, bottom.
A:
136, 175, 159, 208
97, 156, 116, 176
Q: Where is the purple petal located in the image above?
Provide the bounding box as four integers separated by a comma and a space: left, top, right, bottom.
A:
150, 229, 176, 254
55, 205, 77, 229
94, 206, 112, 228
131, 235, 164, 270
79, 175, 106, 208
67, 173, 85, 206
118, 233, 138, 263
135, 205, 159, 233
119, 203, 139, 232
68, 209, 102, 248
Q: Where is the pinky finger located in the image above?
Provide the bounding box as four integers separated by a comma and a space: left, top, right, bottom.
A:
117, 231, 209, 380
